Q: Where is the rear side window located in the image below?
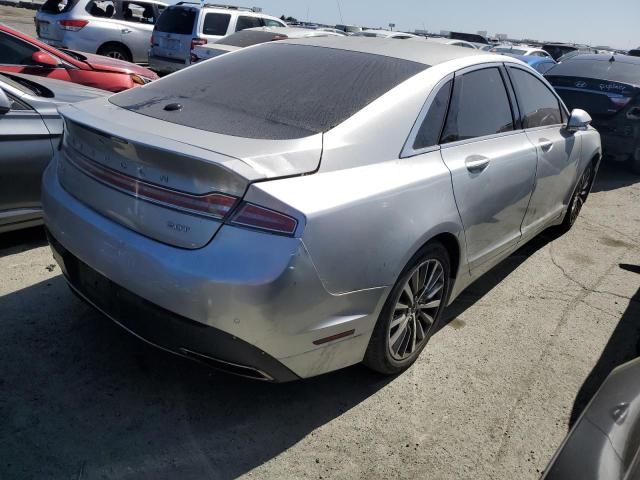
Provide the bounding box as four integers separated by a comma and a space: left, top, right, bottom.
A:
413, 79, 452, 150
121, 1, 156, 24
110, 43, 427, 140
85, 0, 115, 18
155, 6, 195, 34
508, 68, 562, 128
40, 0, 79, 13
263, 18, 284, 27
235, 15, 262, 32
441, 67, 514, 144
0, 32, 38, 65
203, 12, 231, 36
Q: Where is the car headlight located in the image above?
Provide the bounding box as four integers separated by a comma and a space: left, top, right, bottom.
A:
130, 74, 153, 85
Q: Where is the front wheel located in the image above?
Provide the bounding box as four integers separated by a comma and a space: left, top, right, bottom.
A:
364, 242, 451, 375
560, 163, 593, 231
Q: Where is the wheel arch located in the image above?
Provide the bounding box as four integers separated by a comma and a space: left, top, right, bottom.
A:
97, 41, 132, 60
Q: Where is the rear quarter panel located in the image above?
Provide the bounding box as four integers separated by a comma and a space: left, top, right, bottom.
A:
246, 64, 469, 295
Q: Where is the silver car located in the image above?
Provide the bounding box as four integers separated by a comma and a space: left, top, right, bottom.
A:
42, 38, 601, 381
0, 72, 107, 233
35, 0, 168, 63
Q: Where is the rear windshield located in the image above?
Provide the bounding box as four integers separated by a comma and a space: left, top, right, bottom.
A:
39, 0, 79, 13
546, 58, 640, 86
110, 43, 427, 140
215, 30, 281, 47
155, 6, 195, 35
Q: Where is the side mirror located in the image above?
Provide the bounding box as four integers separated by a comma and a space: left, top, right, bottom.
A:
31, 50, 59, 67
0, 89, 11, 115
566, 108, 592, 132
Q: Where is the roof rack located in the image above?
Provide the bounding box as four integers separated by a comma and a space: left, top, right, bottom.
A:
174, 2, 261, 12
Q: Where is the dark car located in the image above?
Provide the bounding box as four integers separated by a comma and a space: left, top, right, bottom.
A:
542, 43, 595, 61
545, 54, 640, 173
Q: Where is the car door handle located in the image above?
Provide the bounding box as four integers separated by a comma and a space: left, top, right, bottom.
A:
539, 140, 553, 153
465, 155, 490, 173
121, 28, 132, 34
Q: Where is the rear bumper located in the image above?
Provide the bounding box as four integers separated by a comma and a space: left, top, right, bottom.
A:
42, 156, 383, 379
47, 229, 298, 382
148, 53, 189, 74
592, 120, 640, 161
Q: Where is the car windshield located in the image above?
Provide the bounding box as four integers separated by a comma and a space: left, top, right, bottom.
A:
59, 49, 87, 61
0, 73, 52, 97
110, 43, 427, 139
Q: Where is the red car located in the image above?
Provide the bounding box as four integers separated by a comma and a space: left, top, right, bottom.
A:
0, 24, 158, 92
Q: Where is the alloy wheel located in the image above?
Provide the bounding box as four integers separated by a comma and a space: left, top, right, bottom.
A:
388, 259, 444, 361
107, 51, 126, 60
569, 166, 592, 225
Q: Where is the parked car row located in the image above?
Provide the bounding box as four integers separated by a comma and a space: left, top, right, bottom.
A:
19, 37, 598, 382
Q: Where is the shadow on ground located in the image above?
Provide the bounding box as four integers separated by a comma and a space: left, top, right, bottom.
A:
568, 265, 640, 427
0, 226, 46, 259
591, 162, 640, 193
0, 275, 393, 480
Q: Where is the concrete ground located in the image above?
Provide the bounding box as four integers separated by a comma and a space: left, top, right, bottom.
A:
0, 166, 638, 480
1, 5, 640, 479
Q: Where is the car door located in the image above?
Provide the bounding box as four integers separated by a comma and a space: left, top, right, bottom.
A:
0, 30, 68, 81
119, 1, 158, 62
506, 66, 581, 236
0, 89, 53, 228
439, 65, 538, 273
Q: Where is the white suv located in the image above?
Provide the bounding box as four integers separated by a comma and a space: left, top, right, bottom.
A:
149, 3, 286, 74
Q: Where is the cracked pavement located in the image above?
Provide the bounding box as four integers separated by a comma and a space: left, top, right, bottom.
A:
1, 164, 638, 479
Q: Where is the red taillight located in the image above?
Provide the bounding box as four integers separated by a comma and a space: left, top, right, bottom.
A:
67, 153, 238, 219
58, 19, 89, 31
190, 37, 207, 50
610, 96, 632, 109
229, 203, 298, 236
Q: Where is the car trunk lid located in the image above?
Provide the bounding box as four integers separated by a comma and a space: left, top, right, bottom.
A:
56, 98, 321, 249
547, 76, 640, 117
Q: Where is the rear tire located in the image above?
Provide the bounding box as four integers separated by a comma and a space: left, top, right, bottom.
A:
364, 242, 451, 375
559, 162, 594, 232
97, 43, 132, 63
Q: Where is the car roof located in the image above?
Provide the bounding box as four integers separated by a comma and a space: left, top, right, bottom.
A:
280, 36, 484, 65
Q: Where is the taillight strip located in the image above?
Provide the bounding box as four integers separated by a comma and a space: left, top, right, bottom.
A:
64, 151, 237, 219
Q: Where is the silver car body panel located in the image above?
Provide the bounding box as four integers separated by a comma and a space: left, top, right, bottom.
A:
0, 73, 107, 233
42, 41, 602, 378
544, 357, 640, 480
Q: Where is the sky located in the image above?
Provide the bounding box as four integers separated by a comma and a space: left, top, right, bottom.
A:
226, 0, 640, 50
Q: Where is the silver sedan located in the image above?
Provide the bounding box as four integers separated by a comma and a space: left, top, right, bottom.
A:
42, 38, 601, 381
0, 73, 107, 233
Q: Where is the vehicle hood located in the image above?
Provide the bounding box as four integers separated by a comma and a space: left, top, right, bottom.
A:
74, 51, 158, 79
13, 73, 110, 104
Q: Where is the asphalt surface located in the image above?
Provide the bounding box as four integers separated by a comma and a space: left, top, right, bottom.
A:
2, 5, 640, 479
